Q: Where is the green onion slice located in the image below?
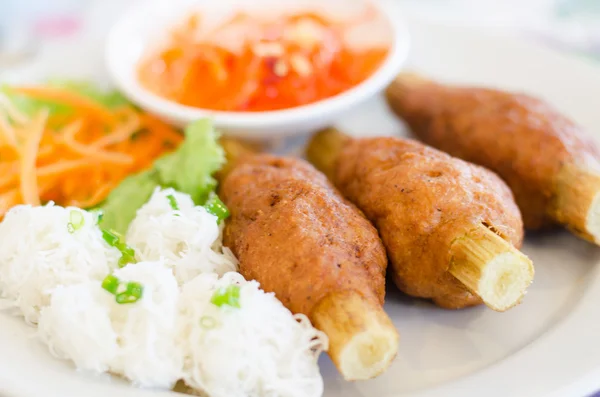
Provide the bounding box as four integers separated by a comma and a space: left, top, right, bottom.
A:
204, 193, 230, 224
93, 209, 104, 225
210, 285, 241, 308
101, 274, 120, 294
102, 276, 143, 304
115, 292, 141, 304
102, 229, 121, 247
101, 229, 137, 267
166, 194, 179, 211
67, 210, 85, 233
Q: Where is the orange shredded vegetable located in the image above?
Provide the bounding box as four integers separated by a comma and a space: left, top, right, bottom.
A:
20, 109, 48, 206
12, 86, 118, 125
138, 10, 390, 112
0, 86, 183, 219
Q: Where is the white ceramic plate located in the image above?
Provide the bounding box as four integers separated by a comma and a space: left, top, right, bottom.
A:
2, 13, 600, 397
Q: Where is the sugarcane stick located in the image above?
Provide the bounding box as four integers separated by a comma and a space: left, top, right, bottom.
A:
312, 291, 399, 380
449, 223, 534, 312
552, 163, 600, 244
215, 136, 262, 182
306, 128, 534, 312
386, 72, 600, 245
219, 138, 399, 380
305, 127, 350, 181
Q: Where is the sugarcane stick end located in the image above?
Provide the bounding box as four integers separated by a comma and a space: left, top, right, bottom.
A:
585, 193, 600, 242
449, 223, 534, 312
216, 137, 262, 182
305, 128, 350, 181
386, 71, 432, 94
393, 71, 431, 84
553, 163, 600, 245
311, 290, 399, 381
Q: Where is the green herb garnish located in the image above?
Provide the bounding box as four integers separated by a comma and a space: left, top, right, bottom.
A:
67, 210, 85, 233
118, 246, 137, 267
93, 209, 104, 225
204, 193, 230, 224
210, 285, 240, 308
101, 229, 137, 267
101, 275, 143, 304
116, 282, 144, 304
101, 274, 120, 294
102, 229, 121, 247
166, 194, 179, 211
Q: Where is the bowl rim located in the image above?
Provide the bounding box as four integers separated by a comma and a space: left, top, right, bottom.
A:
105, 0, 411, 129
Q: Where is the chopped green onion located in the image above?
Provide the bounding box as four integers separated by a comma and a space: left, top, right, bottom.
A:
121, 245, 135, 257
118, 245, 136, 267
102, 276, 143, 304
210, 285, 240, 308
102, 229, 120, 247
67, 210, 85, 233
102, 274, 120, 294
115, 281, 144, 304
101, 229, 137, 267
166, 194, 179, 211
204, 193, 230, 224
93, 209, 104, 225
118, 254, 136, 267
200, 315, 218, 329
126, 281, 143, 297
116, 292, 140, 304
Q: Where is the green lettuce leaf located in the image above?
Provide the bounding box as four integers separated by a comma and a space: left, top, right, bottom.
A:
100, 119, 225, 234
154, 118, 225, 204
100, 170, 158, 234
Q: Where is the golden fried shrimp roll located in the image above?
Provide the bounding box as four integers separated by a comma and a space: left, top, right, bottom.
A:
306, 129, 534, 312
220, 154, 399, 381
387, 73, 600, 244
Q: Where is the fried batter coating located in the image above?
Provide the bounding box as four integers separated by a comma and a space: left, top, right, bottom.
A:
220, 154, 398, 380
386, 74, 600, 236
308, 133, 527, 309
221, 155, 386, 312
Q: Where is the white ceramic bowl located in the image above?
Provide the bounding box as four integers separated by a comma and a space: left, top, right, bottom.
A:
105, 0, 410, 139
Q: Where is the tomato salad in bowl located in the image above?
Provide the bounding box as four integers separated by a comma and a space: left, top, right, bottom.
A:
106, 0, 410, 138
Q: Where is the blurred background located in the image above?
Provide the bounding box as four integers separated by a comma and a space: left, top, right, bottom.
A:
1, 0, 600, 78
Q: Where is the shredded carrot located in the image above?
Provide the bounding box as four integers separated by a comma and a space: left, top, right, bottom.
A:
20, 109, 48, 206
61, 120, 134, 165
67, 181, 116, 208
0, 85, 183, 217
0, 189, 20, 218
92, 112, 141, 148
0, 111, 17, 148
36, 145, 54, 160
138, 10, 390, 112
12, 86, 117, 125
0, 173, 17, 191
0, 94, 28, 125
37, 159, 111, 180
138, 113, 183, 144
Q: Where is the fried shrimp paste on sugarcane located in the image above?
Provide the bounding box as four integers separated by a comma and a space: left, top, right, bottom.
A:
306, 130, 534, 312
386, 73, 600, 244
219, 154, 399, 381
